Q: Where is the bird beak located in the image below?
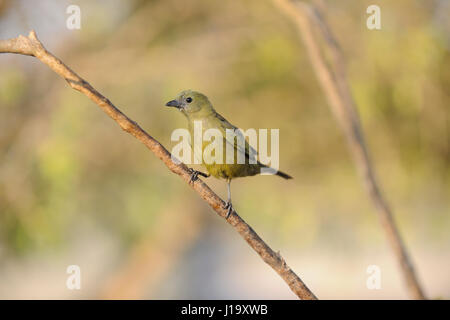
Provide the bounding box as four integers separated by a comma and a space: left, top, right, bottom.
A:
165, 99, 181, 109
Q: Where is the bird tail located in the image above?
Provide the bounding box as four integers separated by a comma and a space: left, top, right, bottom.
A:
259, 163, 293, 179
276, 170, 293, 180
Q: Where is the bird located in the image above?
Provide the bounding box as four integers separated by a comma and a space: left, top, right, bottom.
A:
166, 90, 292, 218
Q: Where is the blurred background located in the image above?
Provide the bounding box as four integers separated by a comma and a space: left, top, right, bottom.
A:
0, 0, 449, 299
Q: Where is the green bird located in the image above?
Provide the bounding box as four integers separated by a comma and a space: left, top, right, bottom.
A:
166, 90, 292, 218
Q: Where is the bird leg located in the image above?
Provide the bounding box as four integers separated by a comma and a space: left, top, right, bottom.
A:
188, 168, 210, 184
223, 179, 234, 219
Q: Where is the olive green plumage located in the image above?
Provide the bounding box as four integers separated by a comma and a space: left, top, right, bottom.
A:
166, 90, 292, 217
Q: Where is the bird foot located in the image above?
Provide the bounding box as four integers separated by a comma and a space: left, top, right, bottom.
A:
188, 168, 210, 184
223, 201, 234, 219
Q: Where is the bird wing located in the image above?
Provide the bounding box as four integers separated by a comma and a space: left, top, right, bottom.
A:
214, 112, 258, 164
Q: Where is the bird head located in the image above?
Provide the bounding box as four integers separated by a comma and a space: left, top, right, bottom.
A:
166, 90, 214, 118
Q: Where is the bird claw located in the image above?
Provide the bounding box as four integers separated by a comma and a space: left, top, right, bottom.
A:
188, 168, 209, 184
189, 170, 199, 184
223, 201, 234, 219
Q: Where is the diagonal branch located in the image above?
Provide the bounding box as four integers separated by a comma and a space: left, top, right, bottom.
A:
274, 0, 426, 299
0, 31, 317, 300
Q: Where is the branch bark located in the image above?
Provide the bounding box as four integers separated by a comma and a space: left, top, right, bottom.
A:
274, 0, 426, 299
0, 31, 317, 300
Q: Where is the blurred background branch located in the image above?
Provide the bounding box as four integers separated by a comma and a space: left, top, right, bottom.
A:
274, 0, 426, 299
99, 203, 204, 299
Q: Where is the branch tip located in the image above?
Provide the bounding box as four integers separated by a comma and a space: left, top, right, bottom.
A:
28, 30, 38, 40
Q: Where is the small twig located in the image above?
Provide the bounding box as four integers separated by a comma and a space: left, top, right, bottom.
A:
274, 0, 426, 299
0, 31, 317, 300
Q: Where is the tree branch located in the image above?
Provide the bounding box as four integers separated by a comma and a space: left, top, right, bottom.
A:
274, 0, 426, 299
0, 31, 317, 300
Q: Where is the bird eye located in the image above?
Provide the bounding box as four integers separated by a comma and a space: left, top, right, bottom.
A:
186, 97, 193, 103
